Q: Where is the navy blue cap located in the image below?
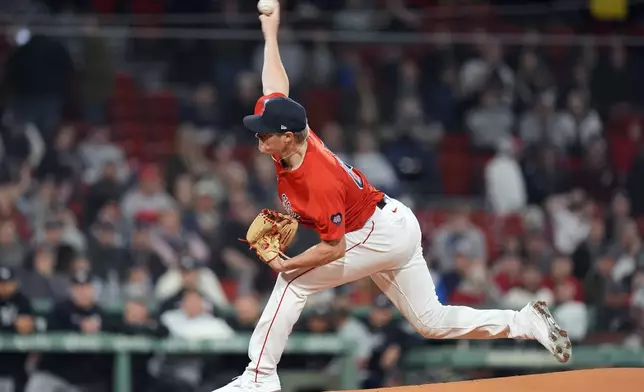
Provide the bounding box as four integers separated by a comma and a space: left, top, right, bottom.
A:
243, 96, 307, 135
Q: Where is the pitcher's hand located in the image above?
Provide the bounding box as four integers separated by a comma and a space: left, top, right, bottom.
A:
259, 1, 280, 38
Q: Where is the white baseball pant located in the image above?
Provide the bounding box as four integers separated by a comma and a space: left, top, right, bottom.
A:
245, 197, 533, 381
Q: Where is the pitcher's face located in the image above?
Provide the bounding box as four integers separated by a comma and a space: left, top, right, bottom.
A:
256, 132, 293, 155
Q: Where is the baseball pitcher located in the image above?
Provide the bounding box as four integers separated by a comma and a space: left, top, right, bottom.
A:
214, 3, 572, 392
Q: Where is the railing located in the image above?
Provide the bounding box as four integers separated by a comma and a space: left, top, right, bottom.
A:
0, 333, 358, 392
404, 346, 644, 369
2, 333, 642, 391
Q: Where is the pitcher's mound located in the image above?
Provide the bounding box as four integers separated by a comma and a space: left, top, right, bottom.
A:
340, 368, 644, 392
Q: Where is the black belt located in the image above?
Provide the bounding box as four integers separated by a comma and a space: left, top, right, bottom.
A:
377, 196, 388, 210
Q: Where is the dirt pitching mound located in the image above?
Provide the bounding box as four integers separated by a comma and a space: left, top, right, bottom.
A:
337, 368, 644, 392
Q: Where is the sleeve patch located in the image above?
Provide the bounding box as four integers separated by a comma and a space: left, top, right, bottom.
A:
330, 212, 343, 226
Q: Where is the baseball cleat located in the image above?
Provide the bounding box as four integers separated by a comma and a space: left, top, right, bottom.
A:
526, 300, 572, 363
212, 374, 281, 392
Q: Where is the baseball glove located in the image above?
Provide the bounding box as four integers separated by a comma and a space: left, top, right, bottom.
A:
245, 208, 298, 263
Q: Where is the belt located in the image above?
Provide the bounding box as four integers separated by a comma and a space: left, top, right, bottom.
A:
376, 195, 388, 210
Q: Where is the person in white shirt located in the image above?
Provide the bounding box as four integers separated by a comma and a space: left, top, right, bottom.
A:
485, 138, 527, 215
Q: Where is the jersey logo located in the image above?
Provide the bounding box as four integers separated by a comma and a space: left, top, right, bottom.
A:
330, 212, 343, 226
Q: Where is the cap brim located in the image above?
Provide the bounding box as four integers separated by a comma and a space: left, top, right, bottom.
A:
243, 115, 274, 134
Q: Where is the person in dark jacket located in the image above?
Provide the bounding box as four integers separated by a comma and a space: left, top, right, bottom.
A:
25, 270, 112, 392
0, 266, 35, 392
4, 33, 75, 143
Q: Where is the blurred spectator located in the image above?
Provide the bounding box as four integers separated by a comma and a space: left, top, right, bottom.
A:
584, 253, 631, 331
182, 182, 222, 247
4, 32, 74, 142
156, 255, 229, 313
79, 17, 114, 125
27, 271, 112, 392
0, 219, 25, 269
116, 299, 168, 392
433, 207, 487, 272
552, 281, 589, 342
338, 65, 379, 128
32, 216, 76, 272
154, 290, 234, 391
226, 291, 261, 332
149, 208, 210, 267
627, 143, 644, 217
222, 72, 261, 133
306, 31, 336, 86
318, 122, 350, 163
609, 220, 643, 285
180, 83, 223, 145
427, 63, 459, 129
592, 39, 640, 117
576, 137, 618, 204
121, 262, 155, 303
466, 88, 514, 151
382, 99, 442, 196
172, 173, 194, 212
514, 49, 553, 113
18, 244, 69, 301
502, 263, 554, 310
571, 217, 607, 280
547, 192, 592, 256
436, 242, 496, 306
492, 253, 523, 294
544, 255, 584, 302
518, 91, 560, 150
1, 120, 45, 170
522, 229, 555, 273
36, 124, 83, 183
459, 36, 514, 106
523, 145, 570, 205
484, 138, 527, 215
164, 127, 213, 190
362, 295, 408, 389
627, 270, 644, 347
605, 191, 632, 243
0, 266, 34, 392
120, 164, 175, 221
303, 305, 335, 334
332, 297, 372, 369
128, 221, 166, 281
555, 90, 602, 155
87, 219, 129, 283
248, 154, 279, 208
84, 161, 127, 227
333, 0, 381, 31
78, 126, 130, 185
352, 131, 400, 197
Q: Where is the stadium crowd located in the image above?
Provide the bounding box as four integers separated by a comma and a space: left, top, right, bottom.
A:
0, 0, 643, 391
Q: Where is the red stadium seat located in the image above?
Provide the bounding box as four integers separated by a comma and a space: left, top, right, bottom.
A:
439, 151, 472, 195
499, 214, 525, 237
145, 90, 179, 126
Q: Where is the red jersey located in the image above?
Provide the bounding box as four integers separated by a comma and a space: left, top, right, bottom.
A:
274, 130, 383, 241
254, 93, 383, 241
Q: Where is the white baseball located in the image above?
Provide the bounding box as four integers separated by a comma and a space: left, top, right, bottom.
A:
257, 0, 277, 15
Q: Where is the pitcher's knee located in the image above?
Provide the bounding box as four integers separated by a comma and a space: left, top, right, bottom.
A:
412, 304, 451, 339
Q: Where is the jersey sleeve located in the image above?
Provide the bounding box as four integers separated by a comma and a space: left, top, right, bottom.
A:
312, 183, 347, 242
